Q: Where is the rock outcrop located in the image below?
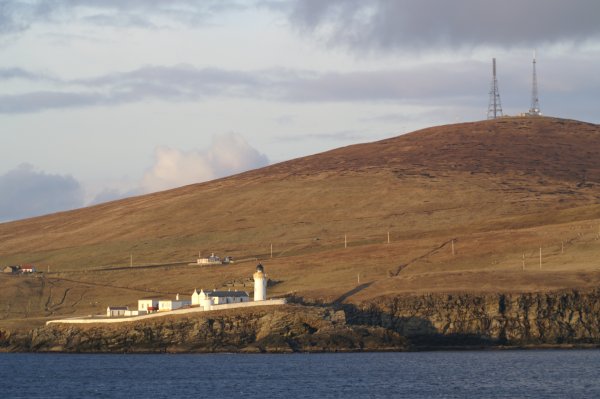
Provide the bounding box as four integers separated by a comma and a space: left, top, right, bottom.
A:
344, 289, 600, 347
3, 289, 600, 353
1, 305, 405, 353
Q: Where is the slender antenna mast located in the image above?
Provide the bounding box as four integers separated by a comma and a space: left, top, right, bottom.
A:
528, 50, 541, 116
487, 58, 503, 119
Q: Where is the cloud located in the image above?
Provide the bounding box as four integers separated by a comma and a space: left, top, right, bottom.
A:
0, 164, 84, 222
0, 91, 106, 113
0, 63, 488, 113
0, 0, 29, 35
285, 0, 600, 51
0, 134, 268, 217
141, 133, 269, 192
0, 67, 52, 81
0, 65, 265, 113
0, 0, 248, 35
1, 55, 599, 116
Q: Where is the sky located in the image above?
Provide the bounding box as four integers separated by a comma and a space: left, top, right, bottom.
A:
1, 0, 600, 222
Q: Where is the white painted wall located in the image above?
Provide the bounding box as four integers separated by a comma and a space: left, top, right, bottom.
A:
191, 290, 200, 305
158, 300, 191, 311
138, 299, 159, 311
50, 299, 287, 325
125, 310, 147, 316
107, 307, 127, 317
253, 273, 267, 301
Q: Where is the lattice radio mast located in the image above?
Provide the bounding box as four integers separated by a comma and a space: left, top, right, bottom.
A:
528, 50, 541, 116
487, 58, 503, 119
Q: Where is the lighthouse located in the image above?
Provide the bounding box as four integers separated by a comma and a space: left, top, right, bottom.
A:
253, 264, 267, 301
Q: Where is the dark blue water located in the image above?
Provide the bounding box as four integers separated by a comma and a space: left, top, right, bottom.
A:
1, 350, 599, 398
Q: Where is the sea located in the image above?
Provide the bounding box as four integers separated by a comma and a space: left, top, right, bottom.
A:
1, 350, 599, 398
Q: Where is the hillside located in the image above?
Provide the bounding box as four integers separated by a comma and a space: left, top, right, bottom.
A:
2, 116, 600, 330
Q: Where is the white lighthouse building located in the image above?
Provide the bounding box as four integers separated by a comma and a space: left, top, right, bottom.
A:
253, 264, 267, 301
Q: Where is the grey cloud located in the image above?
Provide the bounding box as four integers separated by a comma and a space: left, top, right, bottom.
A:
0, 63, 487, 113
279, 64, 487, 103
0, 164, 84, 222
286, 0, 600, 51
0, 91, 106, 113
0, 67, 46, 80
1, 57, 599, 119
76, 65, 262, 94
0, 0, 29, 34
82, 13, 160, 29
0, 65, 263, 113
0, 65, 263, 112
0, 0, 248, 34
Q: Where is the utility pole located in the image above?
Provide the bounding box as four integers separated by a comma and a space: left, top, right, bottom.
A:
522, 253, 525, 271
487, 58, 503, 119
130, 253, 133, 267
270, 243, 273, 258
539, 247, 542, 270
387, 231, 390, 244
451, 240, 455, 256
345, 234, 347, 249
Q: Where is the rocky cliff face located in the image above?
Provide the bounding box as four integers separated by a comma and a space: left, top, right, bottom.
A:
0, 305, 405, 353
2, 289, 600, 353
344, 289, 600, 347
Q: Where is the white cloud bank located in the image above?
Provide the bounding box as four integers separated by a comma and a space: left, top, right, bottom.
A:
0, 134, 268, 222
141, 133, 269, 192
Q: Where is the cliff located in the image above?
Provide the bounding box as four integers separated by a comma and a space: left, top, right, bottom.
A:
344, 288, 600, 348
2, 289, 600, 353
0, 305, 405, 353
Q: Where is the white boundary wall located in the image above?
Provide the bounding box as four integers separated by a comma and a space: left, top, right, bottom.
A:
46, 299, 287, 325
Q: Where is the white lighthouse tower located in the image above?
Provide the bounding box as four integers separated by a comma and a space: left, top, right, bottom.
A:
253, 264, 267, 301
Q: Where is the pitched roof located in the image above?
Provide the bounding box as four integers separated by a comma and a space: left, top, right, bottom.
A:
207, 290, 249, 298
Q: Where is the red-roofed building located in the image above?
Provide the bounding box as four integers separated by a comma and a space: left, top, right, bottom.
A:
21, 264, 36, 273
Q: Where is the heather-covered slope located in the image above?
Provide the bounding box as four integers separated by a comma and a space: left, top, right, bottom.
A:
2, 117, 600, 331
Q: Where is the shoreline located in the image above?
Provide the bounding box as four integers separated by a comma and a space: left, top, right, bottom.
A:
3, 289, 600, 354
2, 343, 600, 354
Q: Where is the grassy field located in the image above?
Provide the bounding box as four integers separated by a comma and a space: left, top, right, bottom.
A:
2, 116, 600, 330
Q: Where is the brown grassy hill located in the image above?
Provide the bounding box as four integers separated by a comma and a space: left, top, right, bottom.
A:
2, 116, 600, 329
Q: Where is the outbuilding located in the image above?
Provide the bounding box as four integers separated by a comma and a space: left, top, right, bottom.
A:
138, 299, 159, 312
21, 264, 36, 273
197, 253, 222, 265
3, 266, 20, 274
158, 294, 191, 311
124, 309, 146, 316
106, 306, 128, 317
191, 289, 249, 309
